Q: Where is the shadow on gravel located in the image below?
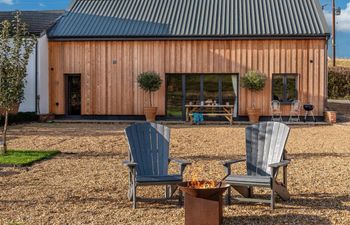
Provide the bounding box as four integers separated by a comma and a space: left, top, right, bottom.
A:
224, 213, 331, 225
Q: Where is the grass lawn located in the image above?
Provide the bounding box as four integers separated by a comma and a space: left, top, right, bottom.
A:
0, 150, 60, 166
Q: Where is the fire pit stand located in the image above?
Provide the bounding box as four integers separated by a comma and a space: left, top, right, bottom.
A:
178, 182, 230, 225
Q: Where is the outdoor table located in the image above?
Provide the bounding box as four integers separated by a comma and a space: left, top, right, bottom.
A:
185, 105, 234, 125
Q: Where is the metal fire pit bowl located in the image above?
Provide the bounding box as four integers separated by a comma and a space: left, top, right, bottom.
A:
178, 181, 230, 225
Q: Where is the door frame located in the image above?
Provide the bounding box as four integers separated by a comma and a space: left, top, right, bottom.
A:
165, 73, 240, 120
64, 74, 81, 116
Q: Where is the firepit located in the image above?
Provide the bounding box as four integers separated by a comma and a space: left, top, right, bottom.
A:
178, 181, 230, 225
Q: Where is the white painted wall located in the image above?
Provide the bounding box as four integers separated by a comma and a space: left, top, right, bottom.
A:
37, 35, 49, 115
18, 44, 36, 112
18, 35, 50, 114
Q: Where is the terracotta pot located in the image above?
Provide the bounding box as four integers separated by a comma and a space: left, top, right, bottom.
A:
324, 111, 337, 124
144, 107, 158, 122
0, 104, 19, 116
247, 108, 261, 123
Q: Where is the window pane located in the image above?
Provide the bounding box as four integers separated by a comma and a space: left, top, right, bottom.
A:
203, 75, 219, 105
272, 75, 284, 102
286, 76, 297, 102
222, 75, 236, 105
166, 75, 182, 117
186, 75, 201, 105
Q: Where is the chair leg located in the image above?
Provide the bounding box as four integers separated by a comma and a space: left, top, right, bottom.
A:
226, 186, 231, 205
271, 184, 275, 210
132, 185, 137, 209
178, 189, 183, 206
165, 185, 169, 198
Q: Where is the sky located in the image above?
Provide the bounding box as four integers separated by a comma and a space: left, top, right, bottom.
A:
0, 0, 349, 58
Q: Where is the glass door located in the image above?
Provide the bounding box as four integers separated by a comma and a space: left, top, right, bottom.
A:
166, 74, 238, 119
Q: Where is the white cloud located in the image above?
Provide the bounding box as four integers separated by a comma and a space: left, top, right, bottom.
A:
39, 3, 46, 7
0, 0, 14, 5
325, 3, 350, 32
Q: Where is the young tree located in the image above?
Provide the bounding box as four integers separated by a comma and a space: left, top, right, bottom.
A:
0, 11, 36, 154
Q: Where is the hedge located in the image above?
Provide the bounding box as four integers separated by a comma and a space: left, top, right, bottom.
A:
0, 112, 38, 126
328, 67, 350, 100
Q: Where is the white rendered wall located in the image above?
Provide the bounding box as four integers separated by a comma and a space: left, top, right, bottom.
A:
19, 45, 36, 112
37, 35, 49, 114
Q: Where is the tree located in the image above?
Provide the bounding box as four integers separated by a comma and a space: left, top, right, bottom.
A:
137, 71, 162, 107
0, 11, 36, 154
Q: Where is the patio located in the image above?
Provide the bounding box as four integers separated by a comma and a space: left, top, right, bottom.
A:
0, 122, 349, 224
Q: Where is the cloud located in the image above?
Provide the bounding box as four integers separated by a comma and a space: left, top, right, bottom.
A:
39, 3, 46, 7
0, 0, 14, 5
324, 3, 350, 32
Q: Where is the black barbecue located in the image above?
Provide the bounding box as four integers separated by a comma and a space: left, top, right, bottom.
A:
303, 104, 316, 122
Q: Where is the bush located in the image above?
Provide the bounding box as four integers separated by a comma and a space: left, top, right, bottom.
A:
0, 112, 38, 126
328, 67, 350, 100
137, 71, 162, 107
241, 70, 267, 92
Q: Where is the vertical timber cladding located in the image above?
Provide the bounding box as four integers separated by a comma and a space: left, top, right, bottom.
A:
48, 39, 327, 116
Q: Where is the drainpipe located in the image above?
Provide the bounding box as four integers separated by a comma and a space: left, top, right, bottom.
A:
35, 41, 39, 115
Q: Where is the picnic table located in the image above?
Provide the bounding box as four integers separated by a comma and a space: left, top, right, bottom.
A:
185, 105, 234, 125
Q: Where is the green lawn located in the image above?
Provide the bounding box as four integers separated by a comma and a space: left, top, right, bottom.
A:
0, 150, 60, 167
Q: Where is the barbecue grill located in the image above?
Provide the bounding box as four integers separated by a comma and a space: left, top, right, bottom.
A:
303, 103, 316, 122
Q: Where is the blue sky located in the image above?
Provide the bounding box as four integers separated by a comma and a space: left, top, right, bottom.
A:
1, 0, 349, 58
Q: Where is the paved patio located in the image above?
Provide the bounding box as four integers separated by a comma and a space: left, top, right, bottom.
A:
0, 122, 349, 224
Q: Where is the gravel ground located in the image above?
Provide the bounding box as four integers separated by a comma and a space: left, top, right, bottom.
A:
0, 122, 349, 225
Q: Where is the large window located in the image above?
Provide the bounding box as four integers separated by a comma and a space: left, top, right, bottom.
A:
272, 74, 298, 103
166, 74, 238, 119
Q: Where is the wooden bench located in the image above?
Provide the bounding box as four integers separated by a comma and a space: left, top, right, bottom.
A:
186, 105, 234, 125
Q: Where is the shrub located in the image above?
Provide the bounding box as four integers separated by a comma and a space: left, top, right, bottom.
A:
241, 70, 267, 92
0, 112, 38, 126
328, 67, 350, 100
137, 71, 162, 107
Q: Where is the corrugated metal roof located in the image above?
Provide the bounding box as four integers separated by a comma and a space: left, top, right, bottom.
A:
47, 0, 328, 39
0, 10, 64, 36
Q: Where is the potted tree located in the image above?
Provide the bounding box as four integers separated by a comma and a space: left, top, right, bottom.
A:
241, 71, 267, 123
137, 71, 163, 122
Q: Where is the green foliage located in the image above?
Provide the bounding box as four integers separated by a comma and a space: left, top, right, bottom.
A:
0, 150, 60, 166
241, 70, 267, 92
0, 112, 38, 126
137, 71, 162, 93
0, 11, 36, 110
328, 67, 350, 100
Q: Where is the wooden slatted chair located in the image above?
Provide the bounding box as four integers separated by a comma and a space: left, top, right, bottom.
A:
123, 123, 191, 209
223, 122, 291, 209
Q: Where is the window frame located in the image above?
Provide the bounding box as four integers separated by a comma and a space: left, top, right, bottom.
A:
271, 74, 299, 104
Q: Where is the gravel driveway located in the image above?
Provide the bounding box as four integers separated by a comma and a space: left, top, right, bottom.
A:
0, 122, 349, 225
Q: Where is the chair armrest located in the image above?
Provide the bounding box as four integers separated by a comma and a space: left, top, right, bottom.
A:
122, 160, 137, 168
221, 159, 246, 167
169, 158, 192, 176
268, 160, 290, 168
169, 158, 192, 166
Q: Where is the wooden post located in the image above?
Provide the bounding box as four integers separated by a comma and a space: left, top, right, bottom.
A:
332, 0, 336, 66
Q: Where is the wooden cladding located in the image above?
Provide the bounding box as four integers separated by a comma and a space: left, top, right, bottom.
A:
49, 39, 326, 116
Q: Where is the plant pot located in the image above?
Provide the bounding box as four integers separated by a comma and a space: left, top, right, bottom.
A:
247, 108, 261, 123
0, 104, 19, 116
144, 107, 158, 122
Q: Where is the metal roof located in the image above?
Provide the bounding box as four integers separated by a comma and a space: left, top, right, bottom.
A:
0, 10, 64, 36
47, 0, 328, 40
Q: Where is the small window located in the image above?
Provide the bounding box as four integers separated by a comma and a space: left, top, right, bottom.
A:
272, 74, 298, 103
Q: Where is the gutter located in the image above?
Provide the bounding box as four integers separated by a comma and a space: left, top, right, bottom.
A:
47, 34, 331, 42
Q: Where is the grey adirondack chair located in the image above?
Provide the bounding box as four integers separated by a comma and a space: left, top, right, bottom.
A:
123, 123, 191, 209
223, 122, 291, 209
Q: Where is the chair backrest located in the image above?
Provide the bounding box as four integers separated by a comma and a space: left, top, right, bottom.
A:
125, 123, 170, 176
291, 100, 301, 112
246, 122, 290, 176
270, 100, 280, 111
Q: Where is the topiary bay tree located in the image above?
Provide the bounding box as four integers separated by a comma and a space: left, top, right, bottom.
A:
241, 70, 267, 123
137, 71, 163, 121
0, 11, 36, 154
